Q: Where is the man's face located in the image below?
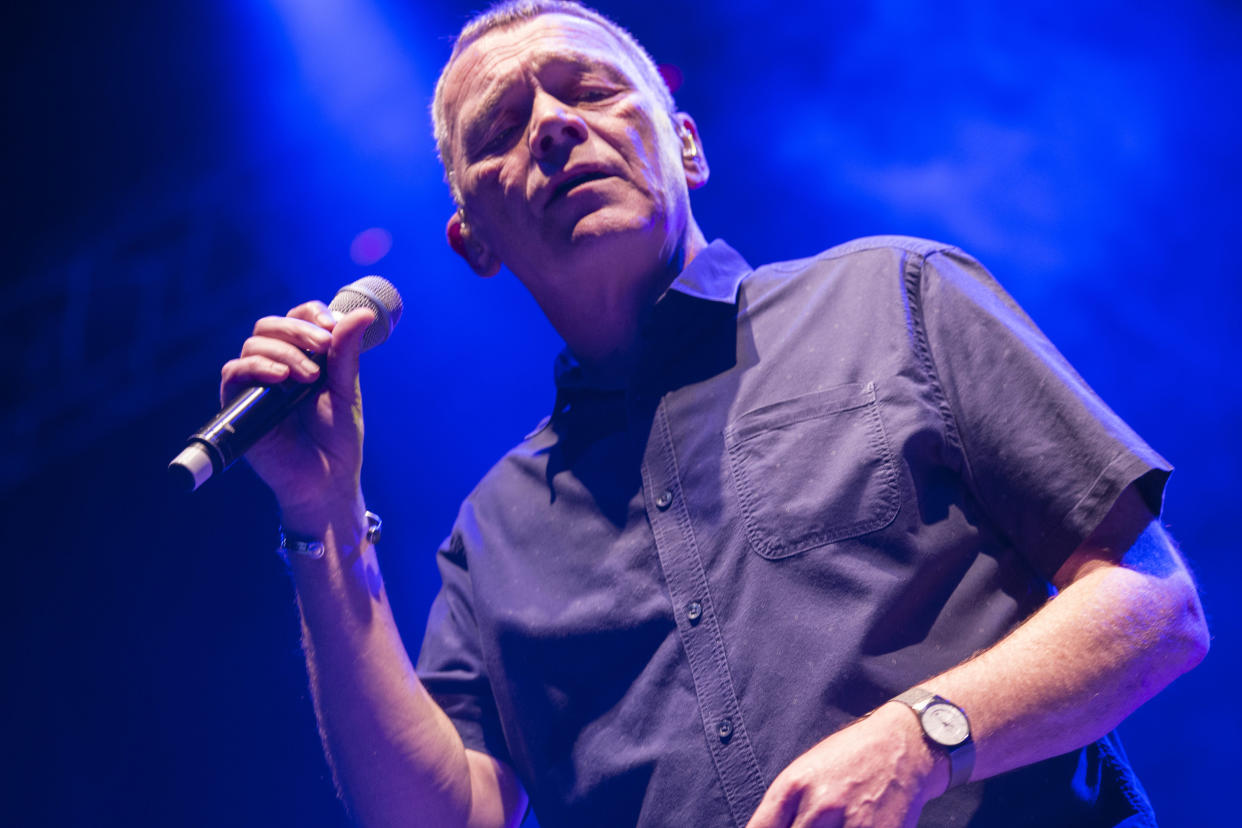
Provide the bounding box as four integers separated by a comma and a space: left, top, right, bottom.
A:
439, 13, 701, 312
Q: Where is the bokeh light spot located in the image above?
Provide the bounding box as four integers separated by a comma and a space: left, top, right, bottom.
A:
350, 227, 392, 266
657, 63, 683, 95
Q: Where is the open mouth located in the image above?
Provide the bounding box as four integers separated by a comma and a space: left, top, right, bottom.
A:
551, 171, 611, 203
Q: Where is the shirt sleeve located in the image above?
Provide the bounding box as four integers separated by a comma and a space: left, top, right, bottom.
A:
415, 526, 512, 766
913, 247, 1172, 580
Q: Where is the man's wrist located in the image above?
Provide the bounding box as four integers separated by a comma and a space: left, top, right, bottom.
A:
889, 687, 974, 795
277, 488, 367, 539
869, 701, 951, 800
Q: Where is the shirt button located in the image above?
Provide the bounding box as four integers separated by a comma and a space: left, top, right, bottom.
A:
686, 600, 703, 624
655, 489, 674, 510
717, 718, 734, 743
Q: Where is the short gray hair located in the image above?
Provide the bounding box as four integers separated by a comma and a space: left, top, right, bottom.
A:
432, 0, 676, 205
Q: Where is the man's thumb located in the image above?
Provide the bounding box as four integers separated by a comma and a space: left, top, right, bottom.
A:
326, 307, 377, 390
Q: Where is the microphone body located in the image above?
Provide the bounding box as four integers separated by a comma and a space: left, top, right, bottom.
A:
169, 276, 403, 492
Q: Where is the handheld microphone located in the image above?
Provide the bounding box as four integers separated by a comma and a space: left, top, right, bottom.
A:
168, 276, 403, 492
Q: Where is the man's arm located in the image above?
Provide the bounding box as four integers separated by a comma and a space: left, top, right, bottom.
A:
745, 483, 1209, 828
222, 302, 526, 828
287, 501, 526, 828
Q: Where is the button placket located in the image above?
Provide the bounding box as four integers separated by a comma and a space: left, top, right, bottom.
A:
641, 398, 766, 825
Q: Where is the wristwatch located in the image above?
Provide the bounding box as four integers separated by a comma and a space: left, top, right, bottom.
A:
893, 687, 975, 790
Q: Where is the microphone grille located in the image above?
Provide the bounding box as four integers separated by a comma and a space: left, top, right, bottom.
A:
329, 276, 404, 352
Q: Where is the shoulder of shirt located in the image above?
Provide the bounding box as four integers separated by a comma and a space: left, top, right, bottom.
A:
494, 238, 970, 453
472, 410, 556, 477
751, 235, 964, 279
522, 413, 553, 442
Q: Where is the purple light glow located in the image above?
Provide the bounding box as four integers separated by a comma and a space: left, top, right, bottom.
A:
657, 63, 683, 95
350, 227, 392, 265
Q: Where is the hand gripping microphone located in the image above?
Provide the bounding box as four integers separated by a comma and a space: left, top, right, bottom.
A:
168, 276, 404, 492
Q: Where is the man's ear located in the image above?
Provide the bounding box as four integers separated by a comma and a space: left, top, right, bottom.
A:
675, 114, 709, 190
446, 211, 501, 277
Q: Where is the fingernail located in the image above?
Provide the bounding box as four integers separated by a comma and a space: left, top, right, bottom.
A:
317, 312, 334, 326
302, 358, 320, 374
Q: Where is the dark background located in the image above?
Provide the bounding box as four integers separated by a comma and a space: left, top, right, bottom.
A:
4, 0, 1238, 825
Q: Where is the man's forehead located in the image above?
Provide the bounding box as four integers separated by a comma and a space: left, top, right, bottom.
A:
444, 14, 643, 118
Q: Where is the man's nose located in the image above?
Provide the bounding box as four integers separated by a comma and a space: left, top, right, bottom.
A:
529, 94, 587, 160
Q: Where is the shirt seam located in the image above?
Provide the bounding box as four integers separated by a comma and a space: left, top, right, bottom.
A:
802, 234, 960, 267
903, 248, 978, 497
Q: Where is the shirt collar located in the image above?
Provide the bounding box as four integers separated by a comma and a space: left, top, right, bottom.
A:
553, 240, 751, 392
665, 239, 751, 304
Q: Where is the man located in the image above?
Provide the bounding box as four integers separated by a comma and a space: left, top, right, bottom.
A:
221, 2, 1208, 826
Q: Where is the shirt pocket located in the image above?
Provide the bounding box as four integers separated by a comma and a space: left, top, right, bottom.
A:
724, 381, 900, 560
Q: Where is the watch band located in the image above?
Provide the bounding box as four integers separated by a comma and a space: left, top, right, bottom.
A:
893, 686, 975, 790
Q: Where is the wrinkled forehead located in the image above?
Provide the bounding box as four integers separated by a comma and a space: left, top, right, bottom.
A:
441, 14, 650, 141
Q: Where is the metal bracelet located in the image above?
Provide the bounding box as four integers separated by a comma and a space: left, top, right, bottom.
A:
277, 510, 382, 562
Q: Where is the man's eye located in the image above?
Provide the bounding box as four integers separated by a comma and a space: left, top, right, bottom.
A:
482, 125, 518, 154
575, 87, 614, 103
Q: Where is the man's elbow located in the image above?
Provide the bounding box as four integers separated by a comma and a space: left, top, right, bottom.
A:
1165, 573, 1209, 675
1113, 518, 1210, 679
1126, 563, 1210, 690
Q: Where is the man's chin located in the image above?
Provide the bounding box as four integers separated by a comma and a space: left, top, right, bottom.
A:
564, 208, 660, 250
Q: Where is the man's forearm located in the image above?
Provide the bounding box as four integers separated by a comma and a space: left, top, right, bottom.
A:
747, 503, 1209, 828
910, 519, 1208, 789
285, 496, 475, 828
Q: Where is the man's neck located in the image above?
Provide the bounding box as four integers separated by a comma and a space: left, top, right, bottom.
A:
556, 223, 709, 381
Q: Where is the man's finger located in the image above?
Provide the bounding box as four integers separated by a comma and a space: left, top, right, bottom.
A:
746, 781, 802, 828
287, 299, 335, 327
791, 805, 843, 828
238, 336, 323, 383
252, 314, 335, 353
220, 355, 291, 404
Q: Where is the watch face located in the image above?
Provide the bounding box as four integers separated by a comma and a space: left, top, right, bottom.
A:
922, 702, 970, 746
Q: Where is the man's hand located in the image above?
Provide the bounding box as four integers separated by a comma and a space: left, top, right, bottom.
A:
219, 300, 375, 527
746, 703, 945, 828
